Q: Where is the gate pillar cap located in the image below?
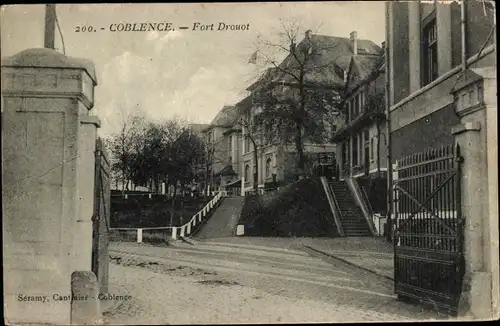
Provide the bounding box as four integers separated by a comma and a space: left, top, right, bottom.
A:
81, 115, 101, 128
451, 122, 481, 135
1, 48, 97, 85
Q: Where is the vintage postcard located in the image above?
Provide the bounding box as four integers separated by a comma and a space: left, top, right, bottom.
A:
1, 1, 498, 324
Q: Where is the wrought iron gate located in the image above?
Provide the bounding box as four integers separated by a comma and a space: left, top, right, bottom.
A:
392, 143, 464, 314
92, 138, 111, 294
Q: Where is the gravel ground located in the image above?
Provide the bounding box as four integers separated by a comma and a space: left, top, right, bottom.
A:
104, 241, 449, 324
105, 261, 415, 324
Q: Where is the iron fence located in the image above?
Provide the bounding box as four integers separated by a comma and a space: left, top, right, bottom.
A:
392, 143, 464, 315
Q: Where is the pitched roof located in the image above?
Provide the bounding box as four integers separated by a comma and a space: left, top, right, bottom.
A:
209, 105, 239, 127
246, 67, 278, 92
188, 123, 210, 135
269, 34, 382, 88
215, 164, 237, 177
344, 53, 384, 94
352, 55, 383, 80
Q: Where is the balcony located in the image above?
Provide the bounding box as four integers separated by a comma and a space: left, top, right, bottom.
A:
332, 94, 385, 142
342, 163, 368, 178
351, 164, 368, 176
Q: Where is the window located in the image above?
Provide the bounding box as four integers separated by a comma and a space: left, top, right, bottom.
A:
422, 17, 438, 85
370, 138, 374, 161
353, 96, 359, 117
265, 158, 272, 178
245, 164, 250, 182
361, 88, 366, 112
364, 129, 370, 142
330, 121, 337, 139
228, 135, 232, 153
346, 101, 351, 121
245, 137, 251, 153
352, 136, 358, 167
359, 92, 364, 113
342, 141, 349, 169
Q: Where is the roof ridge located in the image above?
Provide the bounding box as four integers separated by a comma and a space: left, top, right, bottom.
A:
310, 33, 378, 43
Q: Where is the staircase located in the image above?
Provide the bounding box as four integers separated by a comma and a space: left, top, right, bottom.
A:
328, 180, 372, 236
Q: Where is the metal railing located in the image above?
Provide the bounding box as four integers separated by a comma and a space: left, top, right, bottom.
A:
109, 190, 227, 243
358, 182, 374, 217
320, 177, 345, 236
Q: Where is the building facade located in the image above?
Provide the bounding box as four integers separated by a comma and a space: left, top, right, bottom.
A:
386, 0, 496, 161
334, 53, 387, 180
202, 106, 243, 192
332, 51, 388, 214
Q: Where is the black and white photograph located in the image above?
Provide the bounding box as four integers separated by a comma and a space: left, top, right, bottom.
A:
1, 1, 498, 324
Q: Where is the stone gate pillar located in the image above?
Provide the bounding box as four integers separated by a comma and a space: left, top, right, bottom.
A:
451, 67, 498, 319
1, 48, 98, 324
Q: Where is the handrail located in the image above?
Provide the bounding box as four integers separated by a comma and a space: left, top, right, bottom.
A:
330, 187, 345, 235
359, 182, 374, 217
347, 177, 377, 236
320, 177, 345, 237
109, 190, 227, 243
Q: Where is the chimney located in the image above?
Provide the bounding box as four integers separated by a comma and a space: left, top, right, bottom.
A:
305, 29, 312, 40
350, 31, 358, 55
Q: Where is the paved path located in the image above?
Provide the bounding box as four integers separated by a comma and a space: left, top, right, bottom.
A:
193, 197, 244, 239
106, 240, 447, 324
192, 236, 394, 279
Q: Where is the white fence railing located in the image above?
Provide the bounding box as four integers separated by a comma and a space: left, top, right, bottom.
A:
109, 190, 227, 243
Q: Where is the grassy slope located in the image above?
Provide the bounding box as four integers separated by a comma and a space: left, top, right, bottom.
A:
240, 178, 339, 237
111, 195, 214, 228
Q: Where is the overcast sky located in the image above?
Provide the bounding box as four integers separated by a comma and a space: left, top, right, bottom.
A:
1, 3, 385, 137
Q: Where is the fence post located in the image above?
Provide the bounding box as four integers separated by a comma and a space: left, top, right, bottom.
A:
148, 193, 152, 199
180, 225, 185, 238
187, 221, 191, 235
171, 227, 177, 240
392, 162, 399, 241
137, 229, 143, 243
124, 194, 128, 200
198, 212, 202, 222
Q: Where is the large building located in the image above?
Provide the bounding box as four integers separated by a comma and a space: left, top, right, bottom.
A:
386, 0, 496, 160
202, 106, 243, 193
236, 30, 383, 193
332, 50, 387, 214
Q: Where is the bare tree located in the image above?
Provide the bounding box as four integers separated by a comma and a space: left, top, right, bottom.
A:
251, 21, 343, 178
200, 133, 230, 195
235, 97, 261, 191
108, 112, 146, 192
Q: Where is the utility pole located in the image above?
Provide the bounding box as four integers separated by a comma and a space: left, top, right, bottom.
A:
44, 4, 56, 49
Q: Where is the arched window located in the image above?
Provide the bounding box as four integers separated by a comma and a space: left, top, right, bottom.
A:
244, 164, 250, 182
265, 158, 272, 178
